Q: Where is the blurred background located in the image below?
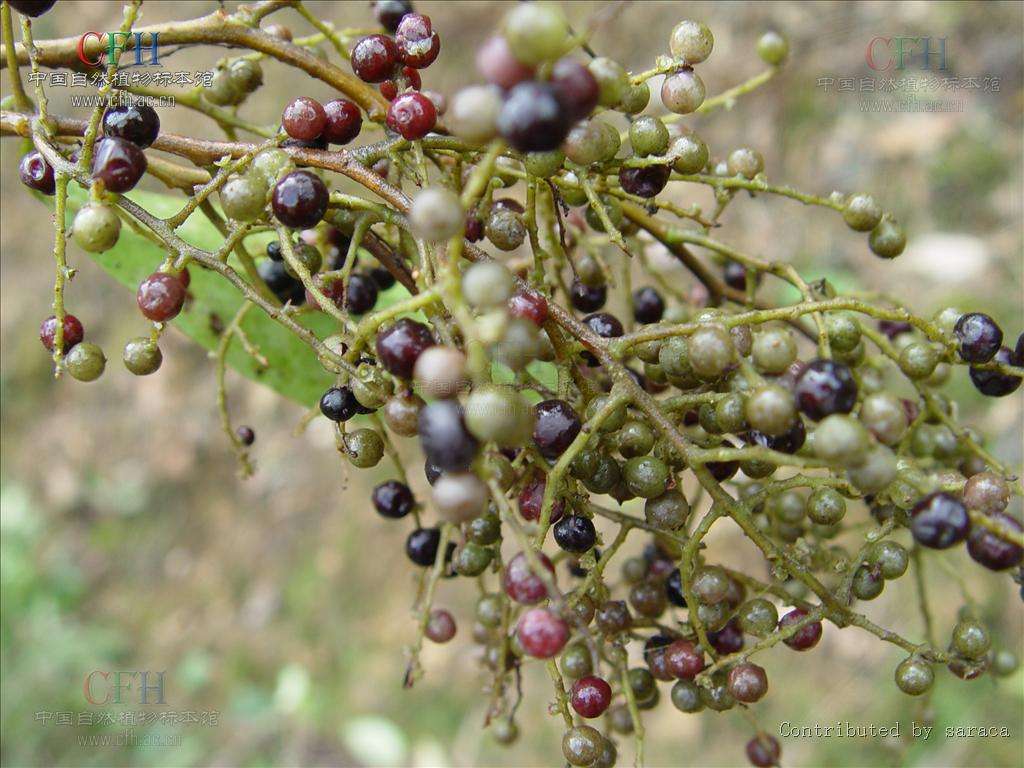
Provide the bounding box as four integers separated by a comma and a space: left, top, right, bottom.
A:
1, 2, 1022, 766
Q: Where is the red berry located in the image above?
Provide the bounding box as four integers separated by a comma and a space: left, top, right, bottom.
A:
570, 676, 612, 718
503, 551, 555, 605
19, 150, 56, 195
508, 290, 548, 326
708, 619, 745, 655
476, 35, 534, 90
281, 96, 327, 141
39, 314, 84, 352
745, 734, 781, 767
136, 272, 186, 322
425, 608, 457, 643
91, 136, 147, 193
552, 58, 600, 121
518, 474, 564, 523
516, 607, 569, 658
665, 639, 705, 679
779, 608, 823, 651
386, 91, 436, 140
351, 34, 400, 83
375, 318, 434, 379
380, 66, 421, 101
395, 13, 440, 69
271, 170, 328, 229
727, 662, 768, 703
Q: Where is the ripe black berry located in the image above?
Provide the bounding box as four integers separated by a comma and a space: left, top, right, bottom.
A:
418, 400, 479, 472
236, 425, 255, 445
272, 170, 328, 229
793, 359, 857, 421
406, 526, 445, 566
92, 136, 147, 193
258, 259, 304, 304
345, 273, 379, 314
619, 165, 670, 198
583, 312, 624, 341
497, 81, 571, 152
102, 102, 160, 148
375, 318, 434, 378
551, 58, 600, 121
969, 347, 1022, 397
745, 419, 806, 454
954, 313, 1002, 364
533, 399, 582, 460
632, 287, 665, 324
352, 34, 400, 83
665, 568, 687, 607
8, 1, 57, 17
39, 314, 84, 352
372, 479, 415, 519
373, 0, 412, 32
966, 511, 1022, 570
319, 386, 362, 422
554, 515, 597, 553
18, 150, 56, 195
911, 492, 970, 549
570, 280, 607, 312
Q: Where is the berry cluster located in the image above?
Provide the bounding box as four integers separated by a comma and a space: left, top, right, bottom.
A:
7, 1, 1022, 766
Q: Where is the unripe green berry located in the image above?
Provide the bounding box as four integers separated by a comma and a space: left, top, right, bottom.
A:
813, 415, 871, 467
122, 336, 162, 375
588, 57, 629, 107
630, 116, 670, 158
65, 342, 106, 382
737, 598, 778, 637
346, 428, 384, 468
726, 147, 764, 179
751, 327, 796, 374
670, 132, 709, 174
485, 208, 527, 250
843, 194, 883, 231
503, 2, 570, 65
899, 342, 940, 380
620, 81, 650, 114
867, 540, 909, 579
895, 656, 934, 695
524, 150, 565, 178
869, 216, 906, 258
462, 261, 514, 309
847, 445, 897, 494
669, 20, 714, 63
859, 392, 908, 445
73, 203, 121, 252
952, 618, 991, 660
686, 325, 734, 380
410, 187, 464, 242
807, 487, 846, 525
745, 385, 796, 437
465, 385, 532, 446
757, 30, 789, 66
220, 175, 265, 222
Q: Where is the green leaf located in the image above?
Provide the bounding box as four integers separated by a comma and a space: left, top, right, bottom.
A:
63, 187, 341, 407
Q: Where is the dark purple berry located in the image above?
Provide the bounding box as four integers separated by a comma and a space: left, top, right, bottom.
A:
878, 319, 913, 339
553, 515, 597, 553
351, 34, 400, 83
102, 102, 160, 148
794, 359, 857, 421
418, 400, 479, 472
406, 527, 442, 566
967, 512, 1023, 570
236, 425, 255, 445
708, 619, 745, 655
424, 459, 442, 485
533, 399, 582, 460
723, 260, 758, 292
954, 312, 1002, 364
319, 386, 362, 422
779, 608, 822, 651
518, 475, 564, 523
911, 492, 970, 549
632, 287, 665, 324
372, 479, 415, 519
18, 150, 55, 195
665, 568, 687, 607
619, 165, 670, 198
969, 347, 1022, 397
583, 312, 624, 340
497, 81, 571, 153
369, 267, 396, 291
745, 419, 806, 454
8, 1, 57, 17
266, 241, 283, 262
92, 136, 147, 193
258, 259, 304, 304
570, 279, 606, 312
746, 734, 781, 767
322, 99, 363, 144
345, 273, 379, 314
272, 170, 328, 228
373, 0, 412, 32
375, 318, 434, 378
551, 58, 599, 121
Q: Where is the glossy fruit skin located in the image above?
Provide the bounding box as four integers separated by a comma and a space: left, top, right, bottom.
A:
271, 171, 328, 228
122, 337, 162, 375
508, 290, 548, 326
745, 734, 781, 768
136, 272, 186, 322
18, 150, 56, 195
969, 347, 1022, 397
570, 676, 612, 718
551, 58, 600, 121
8, 1, 57, 17
319, 386, 362, 422
351, 34, 400, 82
554, 515, 596, 553
665, 639, 704, 679
661, 68, 705, 114
503, 551, 555, 605
220, 176, 265, 222
40, 314, 84, 352
595, 599, 631, 634
727, 662, 768, 703
282, 97, 327, 141
236, 426, 255, 446
425, 608, 456, 643
670, 679, 703, 713
967, 511, 1023, 570
518, 475, 564, 523
406, 527, 443, 566
709, 619, 745, 655
583, 312, 624, 342
418, 400, 479, 472
373, 0, 412, 32
64, 342, 106, 381
321, 99, 363, 144
794, 359, 858, 420
372, 479, 414, 519
395, 13, 440, 68
632, 287, 665, 324
570, 280, 607, 312
497, 81, 571, 152
533, 399, 582, 460
911, 492, 970, 549
895, 656, 934, 696
375, 318, 434, 378
258, 259, 304, 304
953, 312, 1002, 363
779, 608, 823, 651
951, 618, 990, 660
102, 102, 160, 148
92, 136, 147, 193
619, 164, 671, 198
386, 91, 437, 139
344, 273, 379, 314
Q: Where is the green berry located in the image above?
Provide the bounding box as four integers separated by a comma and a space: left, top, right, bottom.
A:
503, 2, 571, 65
670, 679, 704, 713
468, 513, 501, 545
524, 150, 565, 178
859, 393, 908, 445
813, 415, 871, 467
807, 487, 846, 526
465, 385, 533, 446
65, 342, 106, 382
751, 327, 797, 374
562, 725, 603, 766
895, 656, 934, 695
122, 336, 162, 375
738, 598, 779, 637
620, 81, 650, 114
588, 57, 629, 107
346, 428, 384, 468
952, 618, 991, 660
869, 216, 906, 258
220, 175, 265, 222
560, 641, 593, 679
826, 312, 862, 352
670, 132, 709, 174
726, 147, 764, 179
852, 564, 885, 600
617, 420, 655, 458
847, 445, 897, 494
252, 148, 294, 188
745, 385, 796, 437
630, 117, 669, 158
73, 203, 121, 252
669, 20, 714, 63
757, 30, 789, 66
899, 342, 940, 380
686, 325, 734, 380
455, 542, 493, 576
644, 489, 690, 530
462, 261, 514, 309
843, 194, 882, 232
623, 456, 669, 498
867, 540, 909, 579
